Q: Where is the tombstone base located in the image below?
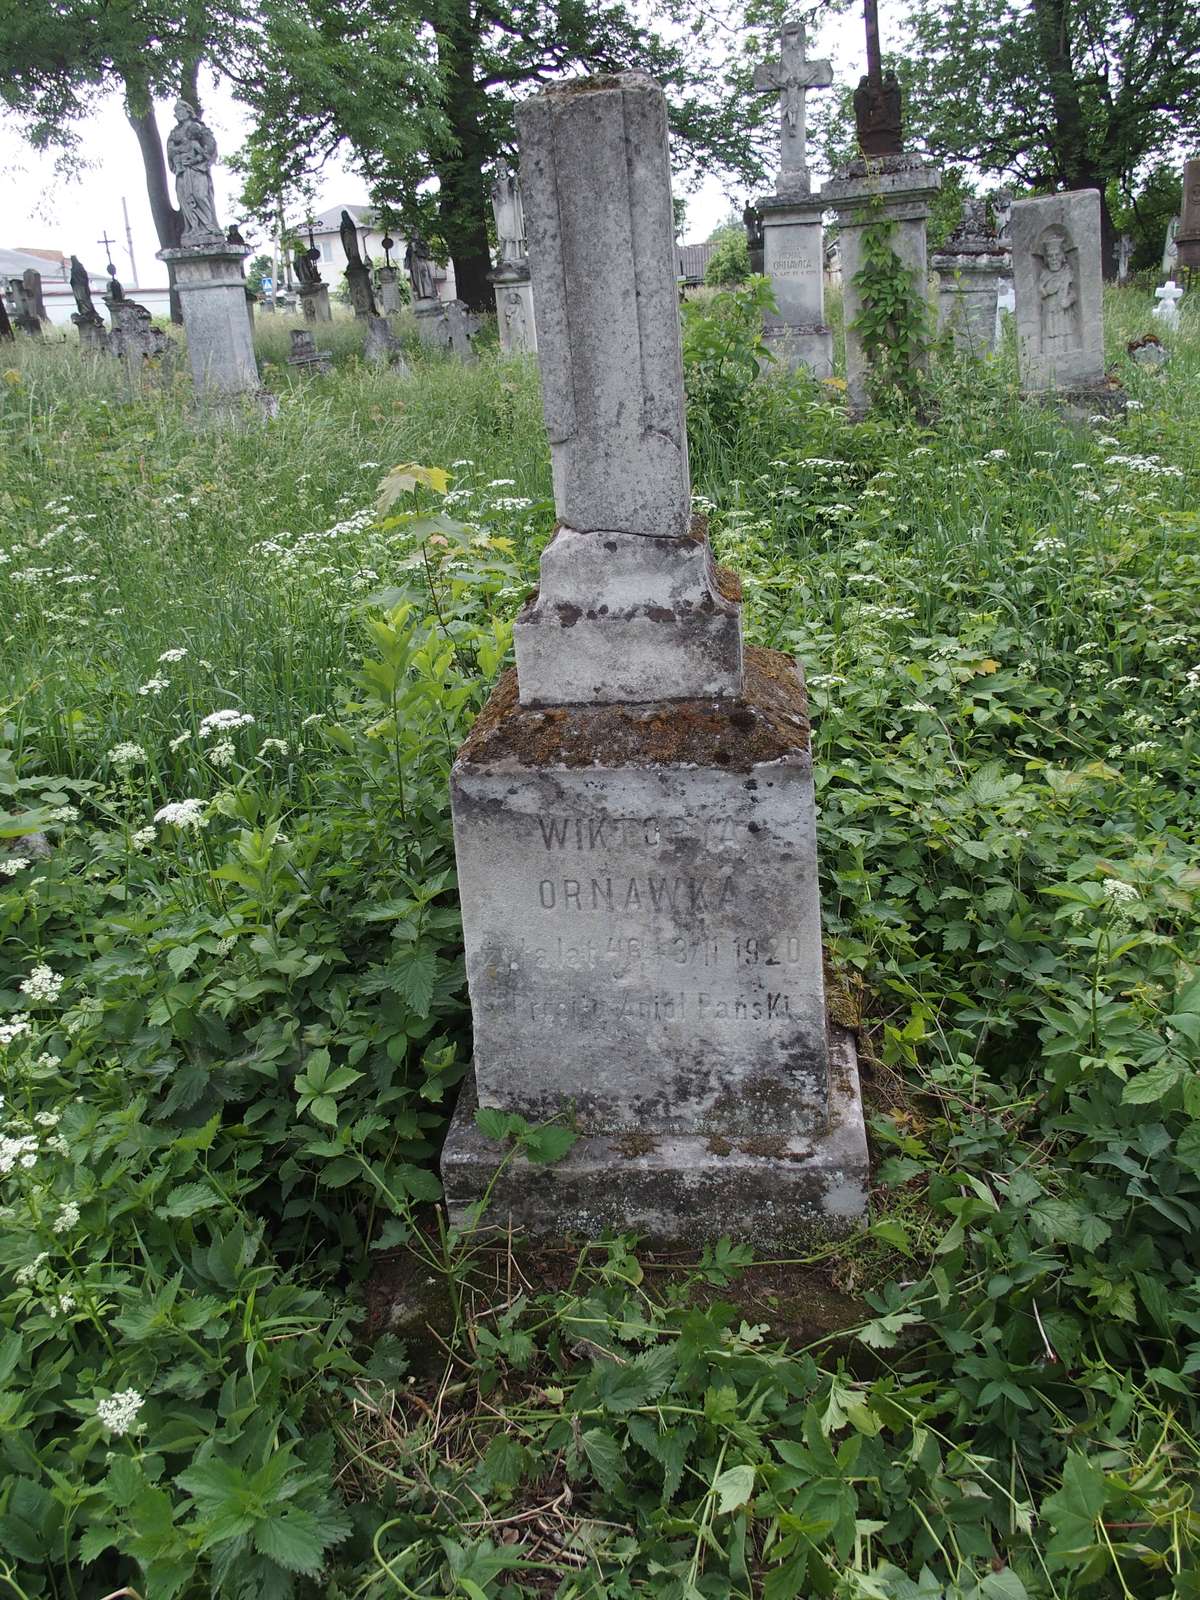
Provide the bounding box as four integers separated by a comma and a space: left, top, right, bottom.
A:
762, 323, 833, 379
1026, 380, 1126, 423
441, 1024, 867, 1246
412, 298, 445, 345
159, 242, 260, 395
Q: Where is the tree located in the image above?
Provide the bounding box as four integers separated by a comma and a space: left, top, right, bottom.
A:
246, 252, 273, 295
234, 0, 799, 312
902, 0, 1200, 276
704, 224, 750, 286
0, 1, 245, 320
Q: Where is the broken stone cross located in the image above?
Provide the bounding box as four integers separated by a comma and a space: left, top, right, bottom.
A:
440, 71, 868, 1247
752, 15, 833, 198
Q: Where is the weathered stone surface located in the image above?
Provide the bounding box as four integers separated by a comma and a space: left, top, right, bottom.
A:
513, 521, 743, 706
931, 200, 1010, 355
288, 328, 332, 374
451, 648, 827, 1137
1177, 159, 1200, 272
298, 282, 332, 323
159, 241, 261, 395
821, 155, 941, 414
442, 1026, 868, 1247
363, 314, 409, 369
494, 273, 537, 355
517, 74, 690, 540
750, 17, 833, 199
758, 195, 832, 377
1011, 190, 1105, 394
377, 266, 403, 315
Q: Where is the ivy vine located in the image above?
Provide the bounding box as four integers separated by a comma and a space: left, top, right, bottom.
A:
851, 203, 932, 410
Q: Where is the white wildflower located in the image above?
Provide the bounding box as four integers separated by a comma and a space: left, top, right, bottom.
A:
15, 1252, 48, 1285
46, 1134, 69, 1157
20, 965, 64, 1004
34, 1111, 60, 1128
1, 858, 31, 877
168, 732, 191, 752
47, 805, 78, 824
486, 478, 516, 487
206, 738, 235, 770
154, 799, 208, 830
197, 709, 255, 739
0, 1015, 33, 1048
53, 1201, 80, 1233
0, 1135, 38, 1175
985, 448, 1008, 461
107, 741, 146, 769
96, 1388, 144, 1435
158, 647, 188, 663
53, 1293, 76, 1316
489, 496, 533, 512
132, 826, 157, 849
1102, 880, 1139, 906
138, 677, 170, 696
258, 738, 289, 757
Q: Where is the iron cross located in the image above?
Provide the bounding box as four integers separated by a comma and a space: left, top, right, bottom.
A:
97, 231, 118, 276
752, 15, 834, 185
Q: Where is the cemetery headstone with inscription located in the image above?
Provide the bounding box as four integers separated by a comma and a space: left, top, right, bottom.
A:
287, 327, 333, 374
440, 72, 869, 1245
751, 16, 834, 376
1011, 190, 1107, 399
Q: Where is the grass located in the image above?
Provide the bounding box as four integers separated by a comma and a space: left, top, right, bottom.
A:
0, 283, 1199, 1599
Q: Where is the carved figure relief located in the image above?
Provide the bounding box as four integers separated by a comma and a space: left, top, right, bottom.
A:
1035, 226, 1080, 354
502, 290, 528, 347
166, 101, 222, 243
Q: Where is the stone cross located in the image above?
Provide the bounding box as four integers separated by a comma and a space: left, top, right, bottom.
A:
1153, 279, 1183, 331
751, 16, 833, 193
1115, 233, 1133, 281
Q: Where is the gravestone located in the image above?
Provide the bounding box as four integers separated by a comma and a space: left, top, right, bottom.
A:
7, 277, 43, 336
377, 266, 403, 315
440, 72, 868, 1245
406, 233, 446, 344
442, 299, 478, 360
1176, 159, 1200, 274
340, 211, 378, 320
363, 313, 410, 370
490, 163, 537, 355
294, 238, 332, 323
1153, 280, 1183, 332
931, 197, 1010, 355
1115, 233, 1133, 282
751, 16, 834, 376
1163, 216, 1180, 276
107, 294, 171, 376
69, 255, 107, 349
157, 102, 265, 400
1011, 190, 1107, 397
821, 154, 941, 414
287, 327, 332, 374
22, 269, 48, 324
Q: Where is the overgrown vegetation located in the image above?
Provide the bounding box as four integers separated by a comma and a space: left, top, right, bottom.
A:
1, 288, 1198, 1597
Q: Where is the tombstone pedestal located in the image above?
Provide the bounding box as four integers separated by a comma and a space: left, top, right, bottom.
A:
73, 314, 108, 352
411, 296, 444, 345
491, 265, 537, 355
298, 283, 332, 323
1011, 190, 1111, 406
758, 194, 832, 377
932, 246, 1010, 356
1176, 159, 1200, 274
288, 328, 332, 374
821, 155, 941, 414
440, 72, 867, 1246
159, 242, 261, 395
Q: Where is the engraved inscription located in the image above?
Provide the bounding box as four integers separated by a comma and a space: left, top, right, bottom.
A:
773, 254, 816, 276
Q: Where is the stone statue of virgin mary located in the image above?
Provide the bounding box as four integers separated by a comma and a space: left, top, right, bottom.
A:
166, 101, 223, 244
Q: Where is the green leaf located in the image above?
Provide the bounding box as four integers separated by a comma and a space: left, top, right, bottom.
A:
393, 945, 437, 1016
251, 1506, 330, 1575
579, 1427, 625, 1493
156, 1182, 221, 1219
1044, 1450, 1106, 1564
713, 1463, 756, 1514
167, 943, 201, 978
1121, 1059, 1183, 1104
593, 1345, 676, 1413
521, 1124, 578, 1165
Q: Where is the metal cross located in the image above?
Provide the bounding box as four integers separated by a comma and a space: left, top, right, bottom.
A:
98, 231, 118, 276
751, 15, 833, 186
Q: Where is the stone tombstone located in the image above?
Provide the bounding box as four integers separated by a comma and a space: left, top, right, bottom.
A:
1162, 216, 1180, 276
440, 72, 868, 1246
377, 266, 403, 315
22, 269, 48, 323
1177, 159, 1200, 273
362, 313, 409, 370
1153, 280, 1183, 332
8, 277, 43, 336
490, 162, 538, 355
69, 255, 107, 349
931, 196, 1011, 356
821, 154, 942, 415
298, 282, 331, 323
750, 15, 834, 377
1115, 233, 1133, 282
1011, 190, 1105, 394
405, 233, 438, 305
107, 297, 171, 376
442, 298, 478, 360
287, 327, 332, 374
341, 211, 378, 319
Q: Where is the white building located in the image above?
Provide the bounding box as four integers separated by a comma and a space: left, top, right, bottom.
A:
303, 206, 457, 301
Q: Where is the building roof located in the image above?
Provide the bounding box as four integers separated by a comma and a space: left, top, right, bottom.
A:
677, 241, 716, 284
1, 246, 71, 282
311, 204, 378, 233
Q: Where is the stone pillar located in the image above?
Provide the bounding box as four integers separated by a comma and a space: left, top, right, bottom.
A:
821, 154, 941, 415
440, 72, 868, 1246
1010, 190, 1106, 397
377, 266, 403, 315
758, 194, 832, 376
8, 278, 42, 336
297, 283, 332, 323
491, 267, 537, 355
158, 241, 262, 396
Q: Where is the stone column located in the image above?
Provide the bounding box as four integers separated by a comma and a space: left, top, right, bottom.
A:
440, 72, 868, 1247
821, 154, 941, 414
1176, 159, 1200, 274
1010, 190, 1106, 398
491, 266, 537, 355
298, 283, 331, 323
758, 194, 832, 376
158, 241, 262, 396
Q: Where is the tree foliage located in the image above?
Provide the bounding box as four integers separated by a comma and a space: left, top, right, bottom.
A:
902, 0, 1200, 274
704, 223, 751, 286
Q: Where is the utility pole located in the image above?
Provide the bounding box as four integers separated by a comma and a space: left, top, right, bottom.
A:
121, 196, 138, 286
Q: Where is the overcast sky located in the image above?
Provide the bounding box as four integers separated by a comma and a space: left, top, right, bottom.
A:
1, 9, 880, 286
